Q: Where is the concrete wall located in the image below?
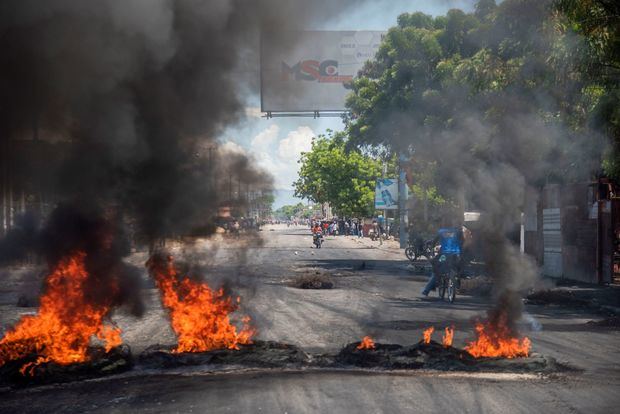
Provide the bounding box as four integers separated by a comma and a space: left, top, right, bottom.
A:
525, 183, 600, 283
560, 184, 598, 283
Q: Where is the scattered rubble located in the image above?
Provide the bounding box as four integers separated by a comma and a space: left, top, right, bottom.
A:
586, 316, 620, 328
526, 290, 591, 308
291, 269, 334, 289
326, 340, 560, 373
140, 339, 563, 374
525, 286, 620, 318
0, 345, 132, 387
458, 276, 493, 296
138, 341, 310, 369
1, 340, 569, 388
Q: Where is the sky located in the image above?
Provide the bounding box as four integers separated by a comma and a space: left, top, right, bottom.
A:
221, 1, 476, 209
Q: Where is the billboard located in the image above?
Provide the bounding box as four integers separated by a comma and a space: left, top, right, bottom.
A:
261, 31, 386, 112
375, 178, 398, 210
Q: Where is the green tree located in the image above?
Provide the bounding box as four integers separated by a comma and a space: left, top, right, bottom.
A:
274, 202, 305, 220
555, 0, 620, 179
475, 0, 497, 20
346, 0, 613, 198
294, 131, 383, 217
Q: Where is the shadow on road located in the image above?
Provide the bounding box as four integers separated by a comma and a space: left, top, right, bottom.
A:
304, 259, 410, 273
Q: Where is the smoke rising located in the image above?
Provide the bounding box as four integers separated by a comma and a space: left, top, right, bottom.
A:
399, 107, 600, 334
0, 0, 376, 327
0, 0, 371, 247
422, 108, 601, 334
347, 0, 607, 335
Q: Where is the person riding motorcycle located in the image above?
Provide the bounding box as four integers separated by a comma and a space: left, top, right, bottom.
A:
312, 223, 322, 235
421, 226, 464, 296
312, 223, 323, 247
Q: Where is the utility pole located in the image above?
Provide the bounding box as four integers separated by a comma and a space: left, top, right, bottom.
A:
207, 146, 215, 192
398, 154, 409, 249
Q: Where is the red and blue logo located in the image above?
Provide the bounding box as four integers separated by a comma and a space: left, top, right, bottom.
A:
281, 60, 353, 83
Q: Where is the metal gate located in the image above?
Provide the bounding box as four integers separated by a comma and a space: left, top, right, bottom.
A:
543, 208, 562, 277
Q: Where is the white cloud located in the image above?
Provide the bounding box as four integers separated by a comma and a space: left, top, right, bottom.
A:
224, 125, 316, 191
277, 126, 314, 160
250, 124, 279, 151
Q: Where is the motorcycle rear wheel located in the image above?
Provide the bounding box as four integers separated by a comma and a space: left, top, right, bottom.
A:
405, 247, 417, 261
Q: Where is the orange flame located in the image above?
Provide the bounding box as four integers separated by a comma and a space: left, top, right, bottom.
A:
0, 252, 122, 375
147, 255, 254, 353
465, 316, 531, 359
442, 326, 454, 347
356, 336, 376, 350
423, 326, 434, 344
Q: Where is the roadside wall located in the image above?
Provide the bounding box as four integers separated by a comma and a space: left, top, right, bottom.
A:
525, 181, 612, 284
560, 184, 598, 283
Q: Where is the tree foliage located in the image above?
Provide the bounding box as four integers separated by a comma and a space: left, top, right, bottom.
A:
274, 202, 306, 219
345, 0, 620, 208
294, 131, 383, 217
555, 0, 620, 178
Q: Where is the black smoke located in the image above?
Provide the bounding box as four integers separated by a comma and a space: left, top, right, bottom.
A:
0, 1, 374, 317
0, 0, 371, 248
347, 0, 606, 336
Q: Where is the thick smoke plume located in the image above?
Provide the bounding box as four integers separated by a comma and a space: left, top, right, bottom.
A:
349, 0, 606, 335
0, 0, 370, 316
0, 0, 368, 248
386, 103, 602, 334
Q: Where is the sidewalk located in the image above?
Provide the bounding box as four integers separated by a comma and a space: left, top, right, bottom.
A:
348, 234, 402, 251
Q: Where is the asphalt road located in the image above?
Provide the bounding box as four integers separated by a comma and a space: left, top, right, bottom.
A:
1, 224, 619, 413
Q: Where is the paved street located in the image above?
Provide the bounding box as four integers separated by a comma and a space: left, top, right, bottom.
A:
1, 225, 619, 413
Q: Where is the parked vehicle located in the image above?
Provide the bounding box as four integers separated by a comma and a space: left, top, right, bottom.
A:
405, 238, 436, 262
367, 228, 378, 241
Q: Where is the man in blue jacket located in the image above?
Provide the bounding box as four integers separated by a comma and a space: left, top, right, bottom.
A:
421, 226, 463, 296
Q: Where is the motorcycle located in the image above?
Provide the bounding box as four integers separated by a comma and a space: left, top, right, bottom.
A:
367, 228, 377, 241
313, 233, 323, 248
436, 254, 459, 303
405, 238, 436, 262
